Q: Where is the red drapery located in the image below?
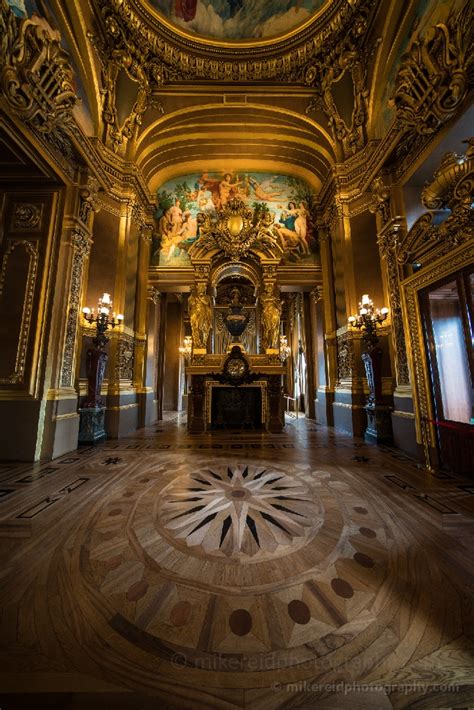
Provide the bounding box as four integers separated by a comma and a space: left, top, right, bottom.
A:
175, 0, 198, 21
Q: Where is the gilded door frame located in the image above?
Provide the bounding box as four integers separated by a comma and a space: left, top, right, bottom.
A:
400, 240, 474, 468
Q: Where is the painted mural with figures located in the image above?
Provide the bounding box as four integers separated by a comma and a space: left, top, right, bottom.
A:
145, 0, 326, 41
151, 172, 319, 267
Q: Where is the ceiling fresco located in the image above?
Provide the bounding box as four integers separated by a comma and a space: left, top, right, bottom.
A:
151, 172, 319, 267
144, 0, 327, 41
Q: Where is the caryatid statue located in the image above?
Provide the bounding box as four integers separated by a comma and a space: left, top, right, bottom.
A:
260, 283, 282, 350
188, 282, 213, 350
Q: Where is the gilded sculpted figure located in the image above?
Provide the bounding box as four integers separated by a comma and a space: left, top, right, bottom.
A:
189, 283, 213, 349
260, 284, 282, 350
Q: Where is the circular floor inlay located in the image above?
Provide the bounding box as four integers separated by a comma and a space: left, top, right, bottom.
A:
359, 527, 377, 538
229, 609, 252, 636
354, 552, 375, 568
288, 600, 311, 625
170, 601, 192, 627
158, 464, 322, 558
331, 578, 354, 598
354, 506, 368, 514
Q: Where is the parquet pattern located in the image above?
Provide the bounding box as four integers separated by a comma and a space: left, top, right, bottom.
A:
0, 414, 473, 709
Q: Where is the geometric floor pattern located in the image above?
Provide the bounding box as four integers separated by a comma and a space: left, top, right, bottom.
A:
1, 414, 473, 709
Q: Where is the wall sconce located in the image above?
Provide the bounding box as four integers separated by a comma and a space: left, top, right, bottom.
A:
348, 294, 392, 444
348, 294, 388, 348
279, 335, 291, 362
82, 293, 123, 349
179, 335, 193, 362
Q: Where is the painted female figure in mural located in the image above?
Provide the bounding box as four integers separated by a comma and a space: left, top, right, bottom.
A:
275, 201, 310, 256
218, 174, 243, 208
248, 176, 284, 201
153, 171, 318, 267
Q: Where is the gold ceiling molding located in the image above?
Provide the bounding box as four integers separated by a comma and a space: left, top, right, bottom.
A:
90, 0, 373, 84
135, 0, 335, 50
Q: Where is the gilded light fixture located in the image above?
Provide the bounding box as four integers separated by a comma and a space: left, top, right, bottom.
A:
348, 294, 391, 444
178, 335, 193, 362
82, 293, 124, 350
348, 294, 389, 347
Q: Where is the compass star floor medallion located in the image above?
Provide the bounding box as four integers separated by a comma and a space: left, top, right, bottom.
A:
159, 464, 322, 558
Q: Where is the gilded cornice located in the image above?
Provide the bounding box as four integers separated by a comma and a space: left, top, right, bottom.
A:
91, 0, 373, 84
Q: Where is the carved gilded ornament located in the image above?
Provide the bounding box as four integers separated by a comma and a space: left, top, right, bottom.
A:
10, 203, 44, 232
368, 177, 391, 225
114, 333, 135, 381
0, 0, 78, 134
305, 4, 379, 159
88, 3, 165, 152
376, 219, 410, 387
310, 285, 324, 305
391, 1, 473, 138
397, 140, 474, 267
79, 177, 102, 226
92, 0, 371, 84
192, 198, 283, 262
147, 285, 161, 304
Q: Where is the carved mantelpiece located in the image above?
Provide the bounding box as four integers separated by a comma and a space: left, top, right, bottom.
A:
187, 351, 284, 434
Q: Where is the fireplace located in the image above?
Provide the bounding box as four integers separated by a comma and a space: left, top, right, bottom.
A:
206, 381, 266, 430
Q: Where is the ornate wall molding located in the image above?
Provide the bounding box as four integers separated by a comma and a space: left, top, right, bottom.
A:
10, 203, 44, 232
114, 333, 135, 382
60, 228, 93, 388
377, 218, 410, 387
336, 331, 355, 384
0, 240, 39, 385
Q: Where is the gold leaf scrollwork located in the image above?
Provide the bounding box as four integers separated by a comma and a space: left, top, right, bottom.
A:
192, 198, 283, 262
0, 1, 79, 134
391, 0, 473, 137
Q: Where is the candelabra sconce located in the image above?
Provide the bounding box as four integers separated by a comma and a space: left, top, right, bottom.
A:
178, 335, 193, 362
179, 335, 192, 401
279, 335, 291, 363
78, 293, 123, 444
348, 294, 392, 444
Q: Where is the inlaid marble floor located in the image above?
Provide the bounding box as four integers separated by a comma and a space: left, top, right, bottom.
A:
1, 415, 474, 709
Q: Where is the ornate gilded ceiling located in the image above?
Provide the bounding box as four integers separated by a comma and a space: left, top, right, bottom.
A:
140, 0, 328, 42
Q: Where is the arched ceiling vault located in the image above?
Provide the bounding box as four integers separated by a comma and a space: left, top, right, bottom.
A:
136, 104, 335, 194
